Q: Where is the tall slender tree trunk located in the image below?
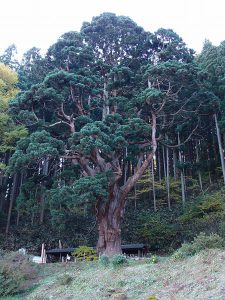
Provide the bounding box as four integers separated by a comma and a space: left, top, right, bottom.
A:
39, 191, 45, 224
162, 146, 166, 178
173, 149, 177, 179
134, 184, 137, 210
6, 173, 18, 234
124, 148, 127, 184
16, 211, 20, 226
39, 158, 49, 224
214, 114, 225, 184
178, 133, 186, 207
157, 147, 162, 183
196, 140, 203, 192
166, 145, 171, 210
206, 148, 212, 184
151, 160, 157, 211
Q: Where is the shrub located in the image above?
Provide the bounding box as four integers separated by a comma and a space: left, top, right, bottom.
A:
99, 255, 110, 267
72, 245, 98, 261
111, 254, 127, 268
172, 242, 196, 260
173, 232, 224, 260
150, 255, 158, 264
146, 296, 157, 300
0, 251, 37, 296
192, 232, 224, 251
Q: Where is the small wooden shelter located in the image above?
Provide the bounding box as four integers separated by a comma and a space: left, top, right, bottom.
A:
121, 243, 147, 257
46, 243, 147, 262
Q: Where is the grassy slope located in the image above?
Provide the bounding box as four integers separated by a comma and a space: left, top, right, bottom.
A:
5, 249, 225, 300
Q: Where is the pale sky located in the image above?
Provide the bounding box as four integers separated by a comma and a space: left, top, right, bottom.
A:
1, 0, 225, 58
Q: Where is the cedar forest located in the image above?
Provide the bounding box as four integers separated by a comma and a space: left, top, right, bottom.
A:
0, 13, 225, 256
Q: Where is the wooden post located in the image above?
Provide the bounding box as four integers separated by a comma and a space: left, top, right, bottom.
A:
59, 240, 62, 262
41, 243, 46, 263
138, 249, 141, 257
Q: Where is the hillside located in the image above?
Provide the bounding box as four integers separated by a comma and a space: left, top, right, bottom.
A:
5, 249, 225, 300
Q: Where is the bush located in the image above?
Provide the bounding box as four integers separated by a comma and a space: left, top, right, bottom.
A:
150, 255, 158, 264
111, 254, 127, 268
191, 232, 224, 251
99, 255, 110, 267
146, 296, 157, 300
172, 242, 196, 260
72, 245, 98, 261
173, 232, 224, 260
0, 252, 37, 296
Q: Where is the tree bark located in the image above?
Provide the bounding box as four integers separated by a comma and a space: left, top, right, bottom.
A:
166, 145, 171, 210
157, 147, 162, 183
151, 160, 157, 211
173, 149, 177, 180
178, 133, 186, 207
96, 184, 123, 256
214, 114, 225, 184
134, 184, 137, 210
97, 215, 122, 256
40, 158, 48, 224
196, 141, 203, 192
162, 145, 166, 178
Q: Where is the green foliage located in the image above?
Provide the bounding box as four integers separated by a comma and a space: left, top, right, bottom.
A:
0, 162, 6, 170
72, 172, 109, 204
172, 232, 224, 260
72, 246, 97, 261
0, 252, 37, 296
9, 130, 64, 172
178, 191, 225, 223
149, 255, 158, 264
136, 212, 176, 250
99, 255, 110, 267
146, 296, 157, 300
111, 254, 127, 268
0, 62, 18, 104
0, 62, 28, 153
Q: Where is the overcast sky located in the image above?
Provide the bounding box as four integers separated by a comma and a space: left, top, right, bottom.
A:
1, 0, 225, 58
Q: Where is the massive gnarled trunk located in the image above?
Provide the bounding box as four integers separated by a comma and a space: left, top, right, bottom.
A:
97, 212, 122, 256
96, 154, 157, 255
96, 112, 157, 255
96, 183, 123, 256
96, 154, 156, 255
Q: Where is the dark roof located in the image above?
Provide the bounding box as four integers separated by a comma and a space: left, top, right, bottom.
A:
122, 243, 146, 250
46, 244, 146, 255
46, 247, 75, 254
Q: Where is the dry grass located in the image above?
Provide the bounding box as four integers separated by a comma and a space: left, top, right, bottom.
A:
11, 249, 225, 300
